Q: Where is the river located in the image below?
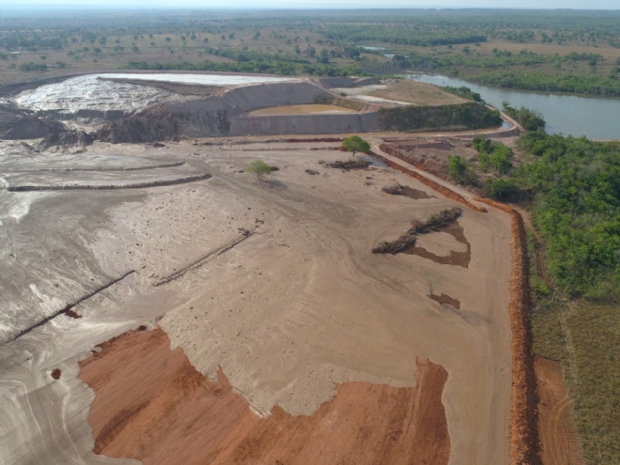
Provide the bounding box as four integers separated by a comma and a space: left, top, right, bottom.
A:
407, 74, 620, 140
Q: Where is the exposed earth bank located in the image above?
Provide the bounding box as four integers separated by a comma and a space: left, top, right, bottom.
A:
79, 327, 450, 465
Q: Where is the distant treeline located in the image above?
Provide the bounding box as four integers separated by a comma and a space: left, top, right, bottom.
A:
468, 70, 620, 97
126, 59, 361, 77
323, 25, 487, 47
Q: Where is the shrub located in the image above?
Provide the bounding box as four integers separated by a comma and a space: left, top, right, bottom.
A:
342, 135, 371, 157
448, 155, 476, 185
246, 159, 271, 181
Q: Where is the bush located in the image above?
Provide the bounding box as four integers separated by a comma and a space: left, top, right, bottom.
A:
489, 144, 513, 174
483, 178, 519, 200
342, 135, 371, 156
19, 62, 47, 72
448, 155, 476, 185
246, 159, 271, 180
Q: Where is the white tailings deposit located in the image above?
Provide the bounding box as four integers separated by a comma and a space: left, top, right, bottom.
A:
98, 73, 299, 86
12, 73, 301, 121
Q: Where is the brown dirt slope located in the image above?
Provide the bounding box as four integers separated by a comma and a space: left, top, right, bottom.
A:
535, 357, 585, 465
79, 327, 450, 465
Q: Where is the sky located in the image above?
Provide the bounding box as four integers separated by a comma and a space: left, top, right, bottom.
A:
1, 0, 619, 9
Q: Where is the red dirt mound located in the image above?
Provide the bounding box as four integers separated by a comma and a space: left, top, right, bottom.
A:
79, 328, 451, 465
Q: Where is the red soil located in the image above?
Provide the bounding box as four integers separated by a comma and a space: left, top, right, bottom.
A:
535, 357, 585, 465
79, 328, 450, 465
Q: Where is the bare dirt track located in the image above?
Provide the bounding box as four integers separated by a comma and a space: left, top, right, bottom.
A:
80, 327, 450, 465
536, 357, 585, 465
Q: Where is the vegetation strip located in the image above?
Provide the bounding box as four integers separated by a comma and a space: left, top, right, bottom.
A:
373, 208, 462, 254
475, 197, 541, 465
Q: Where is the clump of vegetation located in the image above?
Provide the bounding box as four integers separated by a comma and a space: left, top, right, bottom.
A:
246, 159, 271, 181
326, 159, 370, 170
378, 103, 502, 133
472, 136, 513, 174
441, 85, 482, 102
447, 155, 476, 185
341, 135, 371, 158
382, 183, 432, 200
502, 102, 546, 131
373, 208, 462, 254
18, 62, 47, 72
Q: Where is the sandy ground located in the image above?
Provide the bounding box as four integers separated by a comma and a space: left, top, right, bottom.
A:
0, 136, 512, 465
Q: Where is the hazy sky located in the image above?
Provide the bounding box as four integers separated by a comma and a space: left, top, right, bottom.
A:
2, 0, 619, 9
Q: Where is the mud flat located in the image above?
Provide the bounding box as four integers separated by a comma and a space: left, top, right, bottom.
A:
0, 136, 513, 465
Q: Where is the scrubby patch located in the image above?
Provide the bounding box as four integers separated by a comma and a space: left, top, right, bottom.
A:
382, 183, 434, 200
378, 102, 502, 132
373, 208, 462, 254
326, 159, 370, 170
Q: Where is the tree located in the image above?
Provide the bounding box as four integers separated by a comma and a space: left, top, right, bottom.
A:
421, 269, 441, 297
342, 135, 371, 158
247, 159, 271, 181
448, 155, 476, 185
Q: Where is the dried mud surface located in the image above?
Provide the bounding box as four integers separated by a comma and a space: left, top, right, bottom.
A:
535, 357, 585, 465
80, 328, 450, 465
405, 221, 472, 268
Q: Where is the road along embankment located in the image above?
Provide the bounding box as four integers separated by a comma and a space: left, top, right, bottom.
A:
475, 197, 541, 465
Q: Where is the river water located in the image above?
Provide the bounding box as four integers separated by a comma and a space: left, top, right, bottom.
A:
407, 74, 620, 140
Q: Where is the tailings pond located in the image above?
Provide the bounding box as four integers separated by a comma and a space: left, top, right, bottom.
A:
408, 74, 620, 140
